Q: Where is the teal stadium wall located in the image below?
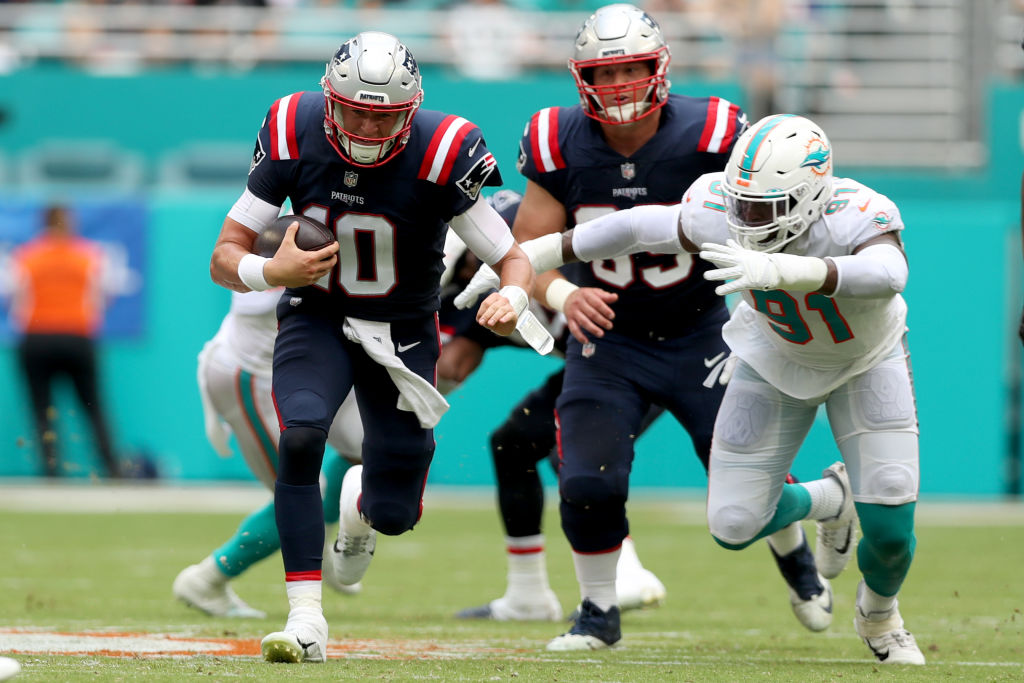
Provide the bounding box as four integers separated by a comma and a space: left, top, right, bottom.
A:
0, 65, 1019, 496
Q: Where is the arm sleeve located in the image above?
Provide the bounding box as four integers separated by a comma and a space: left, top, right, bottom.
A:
226, 188, 282, 232
571, 204, 682, 262
827, 243, 908, 298
448, 196, 515, 267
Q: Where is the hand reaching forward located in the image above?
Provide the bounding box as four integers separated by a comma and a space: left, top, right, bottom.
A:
700, 239, 826, 296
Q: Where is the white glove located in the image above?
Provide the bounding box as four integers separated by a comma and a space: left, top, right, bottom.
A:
701, 351, 738, 388
453, 262, 500, 310
700, 239, 827, 296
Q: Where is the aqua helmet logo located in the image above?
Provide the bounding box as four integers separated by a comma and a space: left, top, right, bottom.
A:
800, 138, 831, 176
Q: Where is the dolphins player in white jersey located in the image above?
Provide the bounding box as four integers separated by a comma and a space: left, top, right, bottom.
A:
459, 114, 924, 664
173, 288, 364, 618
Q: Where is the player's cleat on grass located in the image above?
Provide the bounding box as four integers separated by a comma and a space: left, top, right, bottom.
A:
546, 599, 621, 651
172, 563, 266, 619
815, 461, 857, 579
261, 607, 328, 664
331, 465, 376, 586
0, 656, 21, 682
854, 583, 925, 665
456, 589, 563, 621
321, 535, 362, 596
770, 532, 833, 632
615, 565, 667, 612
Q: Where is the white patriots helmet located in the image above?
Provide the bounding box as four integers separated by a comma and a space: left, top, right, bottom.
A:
569, 3, 671, 125
722, 114, 833, 253
321, 31, 423, 167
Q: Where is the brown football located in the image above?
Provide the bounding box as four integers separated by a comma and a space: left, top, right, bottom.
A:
253, 215, 336, 257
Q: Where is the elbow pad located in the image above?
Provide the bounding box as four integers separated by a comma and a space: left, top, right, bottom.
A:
828, 243, 908, 298
572, 204, 682, 262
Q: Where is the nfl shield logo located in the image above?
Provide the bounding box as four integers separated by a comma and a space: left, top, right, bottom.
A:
620, 162, 635, 180
582, 342, 596, 358
344, 171, 358, 187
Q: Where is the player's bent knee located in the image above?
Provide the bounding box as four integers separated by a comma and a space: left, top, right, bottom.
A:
862, 463, 917, 501
277, 389, 336, 431
708, 504, 762, 549
361, 501, 419, 536
561, 474, 624, 509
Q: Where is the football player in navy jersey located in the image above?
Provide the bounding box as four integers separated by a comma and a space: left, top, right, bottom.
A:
503, 4, 831, 650
209, 31, 534, 664
444, 191, 669, 622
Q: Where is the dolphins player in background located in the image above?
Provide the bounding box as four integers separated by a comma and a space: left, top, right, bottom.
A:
466, 113, 924, 664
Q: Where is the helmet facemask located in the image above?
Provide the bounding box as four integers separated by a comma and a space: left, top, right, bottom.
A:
569, 4, 671, 126
570, 50, 670, 124
321, 32, 423, 168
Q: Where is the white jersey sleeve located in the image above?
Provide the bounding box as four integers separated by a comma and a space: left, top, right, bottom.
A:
679, 173, 732, 247
721, 177, 908, 399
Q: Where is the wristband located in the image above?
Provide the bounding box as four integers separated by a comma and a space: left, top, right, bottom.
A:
238, 253, 271, 291
544, 278, 578, 313
521, 233, 566, 274
498, 285, 529, 317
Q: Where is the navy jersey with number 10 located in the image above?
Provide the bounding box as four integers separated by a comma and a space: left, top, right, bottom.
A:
244, 91, 503, 322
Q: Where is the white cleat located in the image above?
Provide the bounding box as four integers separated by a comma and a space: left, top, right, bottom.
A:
789, 575, 833, 632
322, 535, 362, 596
456, 589, 563, 621
172, 564, 266, 619
815, 462, 857, 579
855, 581, 925, 665
546, 599, 621, 651
331, 465, 376, 586
0, 656, 21, 681
616, 566, 667, 612
261, 607, 327, 664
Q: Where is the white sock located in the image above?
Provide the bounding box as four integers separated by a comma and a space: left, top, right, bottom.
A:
766, 522, 804, 556
572, 548, 619, 613
802, 477, 844, 521
286, 580, 323, 612
857, 580, 898, 619
196, 555, 230, 585
504, 535, 552, 601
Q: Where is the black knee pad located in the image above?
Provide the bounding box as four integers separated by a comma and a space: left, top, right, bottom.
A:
361, 499, 419, 536
277, 426, 327, 485
561, 473, 624, 509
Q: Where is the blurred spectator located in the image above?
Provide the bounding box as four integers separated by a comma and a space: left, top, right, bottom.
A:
445, 0, 541, 81
9, 205, 122, 478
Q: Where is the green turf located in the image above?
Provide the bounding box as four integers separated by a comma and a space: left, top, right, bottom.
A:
1, 499, 1022, 681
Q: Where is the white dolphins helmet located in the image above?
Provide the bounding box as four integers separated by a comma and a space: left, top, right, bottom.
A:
321, 31, 423, 167
568, 4, 671, 125
722, 114, 833, 253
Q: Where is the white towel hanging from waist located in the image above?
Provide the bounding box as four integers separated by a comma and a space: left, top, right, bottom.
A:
342, 317, 450, 429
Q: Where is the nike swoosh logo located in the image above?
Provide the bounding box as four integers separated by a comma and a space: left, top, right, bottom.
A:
397, 341, 421, 353
298, 639, 316, 650
467, 138, 482, 158
834, 526, 852, 555
703, 352, 726, 368
858, 200, 871, 212
869, 643, 890, 661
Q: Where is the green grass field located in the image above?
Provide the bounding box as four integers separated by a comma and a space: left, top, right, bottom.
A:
1, 486, 1022, 681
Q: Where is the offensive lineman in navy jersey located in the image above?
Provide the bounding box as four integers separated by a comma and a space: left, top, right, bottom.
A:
209, 32, 534, 664
504, 4, 831, 650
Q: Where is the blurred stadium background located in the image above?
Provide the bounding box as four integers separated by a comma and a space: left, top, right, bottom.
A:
0, 0, 1021, 497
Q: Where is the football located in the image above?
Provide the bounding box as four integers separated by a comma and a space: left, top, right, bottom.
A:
253, 214, 336, 257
